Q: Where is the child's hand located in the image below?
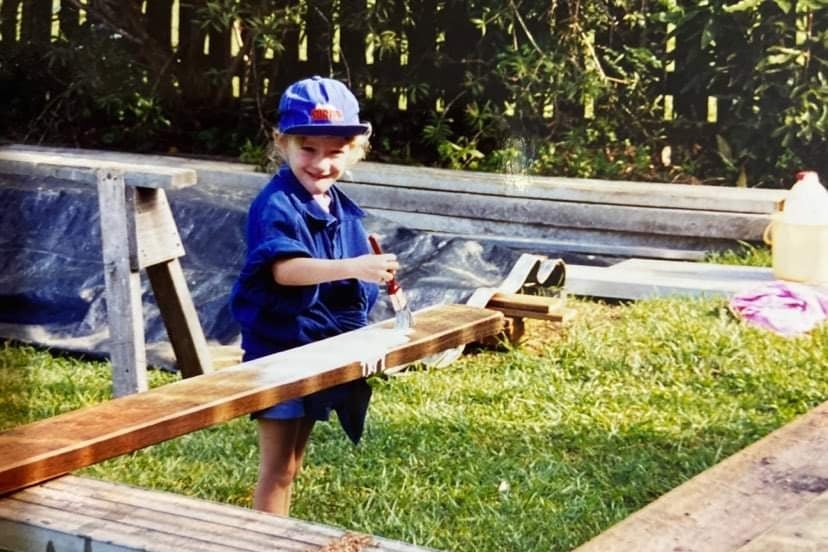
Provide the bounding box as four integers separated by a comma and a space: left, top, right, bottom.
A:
350, 253, 399, 284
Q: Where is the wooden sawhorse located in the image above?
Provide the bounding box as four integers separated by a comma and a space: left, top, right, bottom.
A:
0, 151, 212, 396
96, 166, 212, 395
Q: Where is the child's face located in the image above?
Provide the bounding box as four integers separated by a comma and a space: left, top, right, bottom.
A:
283, 135, 353, 196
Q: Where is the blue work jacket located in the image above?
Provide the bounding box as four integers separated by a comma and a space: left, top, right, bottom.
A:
230, 165, 379, 443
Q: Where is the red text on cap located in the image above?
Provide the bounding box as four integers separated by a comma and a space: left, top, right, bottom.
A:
310, 104, 343, 121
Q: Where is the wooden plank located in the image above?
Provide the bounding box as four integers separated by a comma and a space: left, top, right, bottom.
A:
0, 304, 503, 495
145, 259, 212, 378
12, 486, 316, 551
565, 260, 776, 300
345, 162, 785, 214
96, 170, 148, 396
340, 184, 770, 240
0, 475, 439, 552
573, 400, 828, 552
366, 209, 721, 260
1, 145, 778, 258
490, 307, 575, 322
485, 293, 574, 322
487, 292, 558, 314
0, 499, 259, 552
0, 150, 197, 189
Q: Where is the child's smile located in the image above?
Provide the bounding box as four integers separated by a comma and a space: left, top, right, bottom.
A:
284, 135, 352, 197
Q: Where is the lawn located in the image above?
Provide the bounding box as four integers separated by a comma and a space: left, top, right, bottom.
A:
2, 289, 826, 551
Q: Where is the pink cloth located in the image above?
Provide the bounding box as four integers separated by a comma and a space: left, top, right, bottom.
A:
729, 281, 828, 337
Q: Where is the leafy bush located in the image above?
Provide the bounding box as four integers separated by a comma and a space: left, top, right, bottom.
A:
1, 1, 825, 186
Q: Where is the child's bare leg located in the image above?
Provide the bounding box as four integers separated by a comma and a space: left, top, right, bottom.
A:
253, 417, 315, 515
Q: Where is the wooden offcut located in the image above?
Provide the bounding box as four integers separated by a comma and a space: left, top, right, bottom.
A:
485, 292, 573, 322
0, 475, 438, 552
0, 304, 504, 495
573, 400, 828, 552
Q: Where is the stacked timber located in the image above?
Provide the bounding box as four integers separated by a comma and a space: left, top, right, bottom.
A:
0, 145, 785, 260
341, 163, 785, 260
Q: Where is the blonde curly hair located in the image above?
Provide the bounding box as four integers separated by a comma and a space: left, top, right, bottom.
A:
268, 130, 371, 170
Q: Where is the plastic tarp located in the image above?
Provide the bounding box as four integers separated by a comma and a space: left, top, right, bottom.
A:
0, 171, 568, 369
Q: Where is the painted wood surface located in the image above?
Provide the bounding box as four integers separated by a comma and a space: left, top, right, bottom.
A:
0, 475, 438, 552
573, 400, 828, 552
0, 304, 503, 495
566, 259, 776, 300
0, 150, 197, 189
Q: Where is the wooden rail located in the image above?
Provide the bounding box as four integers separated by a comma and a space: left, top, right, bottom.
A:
0, 304, 503, 496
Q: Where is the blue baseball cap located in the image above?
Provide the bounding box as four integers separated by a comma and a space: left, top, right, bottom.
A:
278, 76, 371, 136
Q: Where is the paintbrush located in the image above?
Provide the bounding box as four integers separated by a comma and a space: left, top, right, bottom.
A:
368, 235, 415, 330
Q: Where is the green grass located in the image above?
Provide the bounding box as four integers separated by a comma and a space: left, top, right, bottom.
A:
2, 294, 826, 552
704, 242, 772, 266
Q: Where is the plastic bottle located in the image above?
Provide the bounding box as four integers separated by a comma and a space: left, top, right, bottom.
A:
765, 171, 828, 285
782, 171, 828, 224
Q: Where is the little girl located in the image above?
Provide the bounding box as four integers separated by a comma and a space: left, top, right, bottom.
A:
230, 76, 399, 515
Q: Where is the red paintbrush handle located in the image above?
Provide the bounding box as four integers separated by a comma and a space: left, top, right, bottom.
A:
368, 234, 383, 255
368, 235, 400, 293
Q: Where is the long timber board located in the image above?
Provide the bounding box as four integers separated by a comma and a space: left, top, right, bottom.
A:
0, 304, 503, 495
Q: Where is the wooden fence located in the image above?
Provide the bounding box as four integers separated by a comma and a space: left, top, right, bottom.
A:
3, 0, 824, 189
3, 0, 802, 123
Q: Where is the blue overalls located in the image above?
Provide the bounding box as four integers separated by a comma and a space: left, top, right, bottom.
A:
230, 164, 379, 444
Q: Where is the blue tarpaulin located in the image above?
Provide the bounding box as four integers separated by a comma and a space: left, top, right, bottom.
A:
0, 170, 565, 368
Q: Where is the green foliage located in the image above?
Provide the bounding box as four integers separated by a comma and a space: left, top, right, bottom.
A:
1, 1, 825, 185
2, 296, 826, 551
662, 0, 827, 186
1, 23, 169, 150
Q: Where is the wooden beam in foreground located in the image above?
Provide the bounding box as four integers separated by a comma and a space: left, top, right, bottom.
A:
0, 304, 503, 495
1, 476, 437, 552
573, 400, 828, 552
